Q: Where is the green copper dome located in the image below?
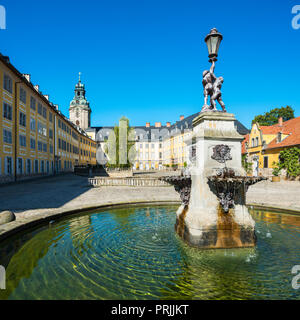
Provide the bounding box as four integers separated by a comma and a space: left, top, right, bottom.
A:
70, 72, 90, 109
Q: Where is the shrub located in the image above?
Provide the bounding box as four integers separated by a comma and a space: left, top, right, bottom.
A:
278, 147, 300, 179
272, 162, 281, 176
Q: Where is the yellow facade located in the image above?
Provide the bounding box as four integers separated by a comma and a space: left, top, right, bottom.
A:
246, 123, 287, 175
0, 55, 96, 183
163, 131, 190, 168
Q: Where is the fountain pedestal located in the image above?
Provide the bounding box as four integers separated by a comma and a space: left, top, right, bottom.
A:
175, 111, 259, 249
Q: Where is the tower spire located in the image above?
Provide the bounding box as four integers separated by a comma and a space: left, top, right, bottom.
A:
69, 72, 91, 130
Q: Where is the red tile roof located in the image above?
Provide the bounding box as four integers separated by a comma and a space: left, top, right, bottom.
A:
265, 116, 300, 150
242, 134, 249, 154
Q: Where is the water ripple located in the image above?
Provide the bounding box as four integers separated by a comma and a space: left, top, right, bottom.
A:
0, 206, 299, 300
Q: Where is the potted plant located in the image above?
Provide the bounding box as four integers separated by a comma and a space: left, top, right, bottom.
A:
272, 162, 281, 182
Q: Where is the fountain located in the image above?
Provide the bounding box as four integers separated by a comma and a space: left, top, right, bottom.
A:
162, 29, 265, 249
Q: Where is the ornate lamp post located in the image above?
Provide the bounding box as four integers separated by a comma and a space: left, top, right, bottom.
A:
204, 28, 223, 62
201, 28, 226, 112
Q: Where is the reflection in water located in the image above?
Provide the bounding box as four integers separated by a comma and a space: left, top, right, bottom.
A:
0, 206, 299, 300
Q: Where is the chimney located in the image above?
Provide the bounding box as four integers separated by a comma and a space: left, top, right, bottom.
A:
166, 122, 171, 127
155, 122, 161, 128
23, 74, 31, 82
54, 104, 59, 110
180, 115, 184, 121
34, 85, 39, 92
146, 122, 150, 128
3, 56, 10, 63
278, 117, 283, 127
44, 95, 49, 101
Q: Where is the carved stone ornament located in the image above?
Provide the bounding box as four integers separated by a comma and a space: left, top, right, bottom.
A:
211, 144, 232, 163
160, 176, 191, 206
207, 168, 267, 213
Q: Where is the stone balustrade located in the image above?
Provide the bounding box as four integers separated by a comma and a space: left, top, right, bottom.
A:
88, 177, 170, 187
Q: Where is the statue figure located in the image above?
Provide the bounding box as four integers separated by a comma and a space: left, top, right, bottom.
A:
201, 61, 226, 112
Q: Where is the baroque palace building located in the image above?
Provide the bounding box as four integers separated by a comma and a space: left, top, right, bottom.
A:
86, 114, 249, 170
0, 53, 96, 184
0, 52, 249, 182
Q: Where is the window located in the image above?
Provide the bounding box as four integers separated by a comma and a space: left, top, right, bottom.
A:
19, 112, 26, 127
19, 135, 26, 147
251, 138, 255, 147
30, 118, 36, 131
256, 137, 259, 147
278, 132, 282, 143
159, 152, 162, 159
41, 161, 44, 173
34, 160, 39, 173
30, 138, 36, 150
159, 143, 162, 148
47, 161, 49, 174
263, 156, 268, 169
151, 144, 154, 148
6, 157, 12, 175
20, 87, 26, 104
50, 144, 53, 154
3, 74, 13, 93
42, 107, 47, 119
37, 122, 47, 136
26, 159, 31, 174
18, 158, 23, 174
38, 141, 43, 151
43, 143, 47, 153
38, 103, 42, 115
49, 129, 53, 139
3, 102, 12, 120
49, 113, 53, 122
30, 97, 36, 110
3, 129, 12, 144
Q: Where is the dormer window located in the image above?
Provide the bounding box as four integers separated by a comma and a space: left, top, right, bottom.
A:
278, 132, 282, 142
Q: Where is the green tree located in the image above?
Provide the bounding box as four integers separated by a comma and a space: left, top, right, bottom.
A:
278, 147, 300, 179
252, 106, 295, 126
104, 116, 136, 169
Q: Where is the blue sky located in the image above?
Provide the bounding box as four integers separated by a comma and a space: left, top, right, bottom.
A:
1, 0, 300, 129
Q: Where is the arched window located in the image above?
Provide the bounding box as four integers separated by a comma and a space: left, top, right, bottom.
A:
256, 137, 259, 147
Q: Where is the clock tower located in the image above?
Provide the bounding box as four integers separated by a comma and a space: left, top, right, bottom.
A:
69, 72, 91, 130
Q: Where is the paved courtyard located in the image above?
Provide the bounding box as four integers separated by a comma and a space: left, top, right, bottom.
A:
0, 174, 300, 222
